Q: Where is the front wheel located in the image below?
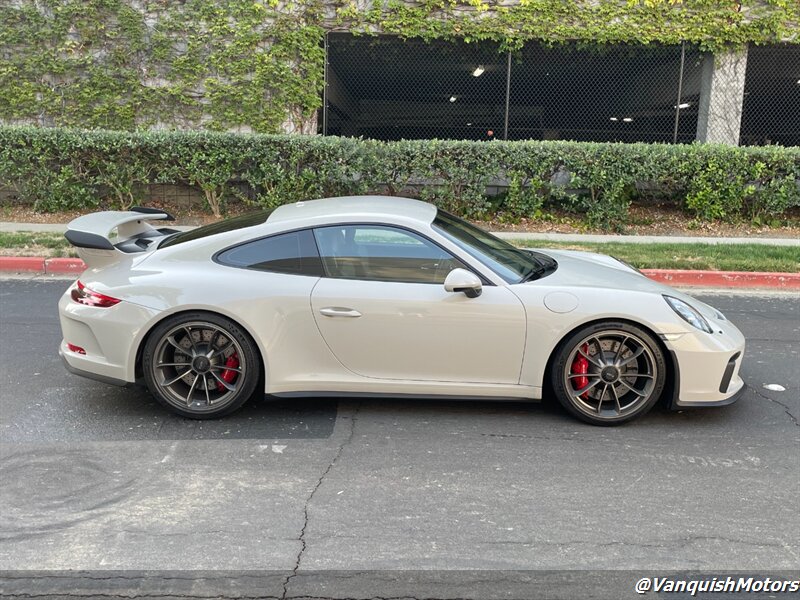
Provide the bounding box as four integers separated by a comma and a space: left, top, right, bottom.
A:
142, 312, 260, 419
550, 322, 667, 425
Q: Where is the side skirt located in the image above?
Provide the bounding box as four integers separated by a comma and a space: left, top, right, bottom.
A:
270, 391, 540, 403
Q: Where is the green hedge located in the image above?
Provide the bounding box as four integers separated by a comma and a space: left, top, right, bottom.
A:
1, 126, 798, 230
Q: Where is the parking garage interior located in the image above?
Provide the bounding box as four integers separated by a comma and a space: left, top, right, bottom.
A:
324, 34, 799, 146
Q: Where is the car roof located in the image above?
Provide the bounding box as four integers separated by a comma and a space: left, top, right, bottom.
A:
267, 196, 438, 226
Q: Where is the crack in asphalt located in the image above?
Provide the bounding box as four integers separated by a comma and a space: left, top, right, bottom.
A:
281, 402, 362, 599
750, 385, 799, 427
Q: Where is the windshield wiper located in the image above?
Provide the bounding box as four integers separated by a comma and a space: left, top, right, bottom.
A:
520, 264, 547, 283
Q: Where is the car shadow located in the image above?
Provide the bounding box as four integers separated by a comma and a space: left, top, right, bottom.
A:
5, 376, 751, 444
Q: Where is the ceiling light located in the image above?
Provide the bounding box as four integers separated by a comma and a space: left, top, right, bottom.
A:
609, 117, 619, 121
674, 102, 691, 109
449, 96, 457, 103
466, 122, 473, 126
472, 66, 485, 77
623, 117, 633, 122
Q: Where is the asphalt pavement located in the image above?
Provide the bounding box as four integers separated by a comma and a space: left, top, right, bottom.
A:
0, 279, 798, 599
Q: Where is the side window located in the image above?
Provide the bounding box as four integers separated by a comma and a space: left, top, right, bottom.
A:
313, 225, 465, 284
217, 230, 323, 276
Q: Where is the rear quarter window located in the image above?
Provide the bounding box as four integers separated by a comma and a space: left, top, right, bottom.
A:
216, 230, 323, 276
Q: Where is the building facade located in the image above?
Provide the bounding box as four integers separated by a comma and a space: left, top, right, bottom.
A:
1, 0, 798, 146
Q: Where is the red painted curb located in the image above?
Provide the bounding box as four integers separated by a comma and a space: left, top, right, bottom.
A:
0, 256, 46, 273
643, 269, 800, 289
44, 258, 86, 274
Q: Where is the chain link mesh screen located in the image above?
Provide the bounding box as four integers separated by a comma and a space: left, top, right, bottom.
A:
324, 33, 798, 148
507, 43, 702, 143
741, 44, 800, 147
325, 34, 507, 141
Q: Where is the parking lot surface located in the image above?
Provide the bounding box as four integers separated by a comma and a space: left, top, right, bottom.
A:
1, 280, 797, 598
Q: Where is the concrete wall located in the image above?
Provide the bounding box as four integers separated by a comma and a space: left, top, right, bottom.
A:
696, 48, 749, 145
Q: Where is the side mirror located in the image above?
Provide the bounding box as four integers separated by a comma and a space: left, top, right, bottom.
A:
444, 268, 482, 298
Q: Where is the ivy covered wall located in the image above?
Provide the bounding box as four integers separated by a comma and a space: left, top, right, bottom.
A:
337, 0, 798, 50
0, 0, 797, 133
0, 0, 325, 133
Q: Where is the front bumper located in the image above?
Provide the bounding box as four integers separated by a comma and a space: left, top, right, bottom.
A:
664, 317, 746, 409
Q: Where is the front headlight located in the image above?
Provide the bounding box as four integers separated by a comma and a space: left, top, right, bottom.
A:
664, 295, 713, 333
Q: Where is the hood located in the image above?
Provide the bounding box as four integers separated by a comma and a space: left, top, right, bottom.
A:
532, 248, 660, 290
532, 248, 720, 319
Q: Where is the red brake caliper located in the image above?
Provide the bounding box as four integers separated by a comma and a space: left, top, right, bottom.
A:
571, 343, 590, 400
217, 353, 239, 391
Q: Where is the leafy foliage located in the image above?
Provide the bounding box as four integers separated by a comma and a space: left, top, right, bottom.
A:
1, 0, 798, 131
0, 0, 324, 133
1, 126, 798, 228
338, 0, 799, 52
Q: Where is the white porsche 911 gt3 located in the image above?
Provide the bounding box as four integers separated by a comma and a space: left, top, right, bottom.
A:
58, 196, 745, 425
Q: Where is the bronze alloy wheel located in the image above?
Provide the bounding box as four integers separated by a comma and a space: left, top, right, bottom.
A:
551, 322, 667, 425
142, 312, 260, 419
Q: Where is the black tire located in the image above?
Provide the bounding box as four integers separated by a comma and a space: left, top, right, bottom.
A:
142, 312, 260, 419
550, 321, 666, 426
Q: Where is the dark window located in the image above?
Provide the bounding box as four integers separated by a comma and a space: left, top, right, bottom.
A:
740, 44, 800, 147
160, 211, 273, 248
313, 225, 464, 284
217, 230, 323, 276
325, 33, 700, 144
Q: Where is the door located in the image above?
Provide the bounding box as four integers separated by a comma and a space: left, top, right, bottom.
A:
310, 225, 526, 384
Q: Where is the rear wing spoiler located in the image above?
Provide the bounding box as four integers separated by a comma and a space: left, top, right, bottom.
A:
65, 207, 178, 269
65, 207, 176, 250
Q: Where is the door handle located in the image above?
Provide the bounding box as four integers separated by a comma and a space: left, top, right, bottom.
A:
319, 307, 362, 318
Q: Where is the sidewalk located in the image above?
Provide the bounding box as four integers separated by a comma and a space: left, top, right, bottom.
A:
493, 232, 800, 246
0, 222, 195, 233
2, 221, 799, 246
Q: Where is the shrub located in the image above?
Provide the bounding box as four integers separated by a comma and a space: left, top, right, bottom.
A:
0, 126, 798, 228
0, 127, 98, 212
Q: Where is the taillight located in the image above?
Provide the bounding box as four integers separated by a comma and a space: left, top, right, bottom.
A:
66, 343, 86, 355
71, 281, 121, 308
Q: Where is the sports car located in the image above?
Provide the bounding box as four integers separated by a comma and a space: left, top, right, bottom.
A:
58, 196, 745, 425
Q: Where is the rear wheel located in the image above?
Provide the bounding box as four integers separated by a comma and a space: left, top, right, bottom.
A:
142, 312, 260, 419
550, 322, 666, 425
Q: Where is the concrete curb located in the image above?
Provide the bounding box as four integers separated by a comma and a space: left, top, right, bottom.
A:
494, 232, 800, 246
45, 257, 88, 274
0, 257, 86, 275
641, 269, 800, 289
1, 256, 798, 288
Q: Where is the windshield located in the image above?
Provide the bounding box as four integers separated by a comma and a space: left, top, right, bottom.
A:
432, 210, 549, 283
159, 211, 273, 248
